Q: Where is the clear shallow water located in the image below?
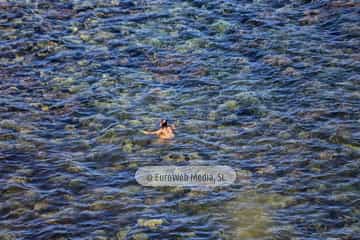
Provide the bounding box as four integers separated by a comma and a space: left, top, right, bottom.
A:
0, 0, 359, 239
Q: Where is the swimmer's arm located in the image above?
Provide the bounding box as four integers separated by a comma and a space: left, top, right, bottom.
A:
143, 129, 161, 135
170, 124, 176, 130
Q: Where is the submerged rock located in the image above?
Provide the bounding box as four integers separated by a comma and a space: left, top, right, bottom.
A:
263, 55, 292, 66
66, 163, 85, 174
0, 231, 16, 240
132, 233, 148, 240
298, 131, 311, 139
3, 184, 28, 195
116, 228, 130, 240
98, 129, 119, 144
208, 110, 217, 121
69, 82, 90, 94
68, 178, 86, 191
120, 185, 142, 195
282, 67, 300, 76
10, 207, 29, 218
144, 196, 166, 205
0, 119, 20, 131
300, 10, 320, 25
220, 100, 238, 111
137, 218, 165, 229
122, 139, 134, 153
328, 1, 360, 8
256, 165, 275, 175
222, 190, 294, 239
234, 92, 260, 106
89, 200, 110, 211
162, 152, 187, 162
34, 201, 49, 211
108, 162, 125, 172
128, 119, 142, 127
278, 130, 291, 139
94, 31, 115, 41
185, 37, 208, 49
79, 32, 91, 42
146, 37, 164, 48
188, 151, 202, 160
8, 175, 27, 184
344, 143, 360, 152
211, 19, 233, 33
236, 169, 253, 179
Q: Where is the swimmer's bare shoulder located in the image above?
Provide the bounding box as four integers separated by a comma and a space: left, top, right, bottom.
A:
143, 119, 175, 139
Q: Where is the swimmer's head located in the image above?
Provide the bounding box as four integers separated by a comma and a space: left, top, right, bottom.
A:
160, 119, 168, 128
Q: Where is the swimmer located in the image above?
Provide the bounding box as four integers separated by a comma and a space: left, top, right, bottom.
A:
143, 119, 176, 139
